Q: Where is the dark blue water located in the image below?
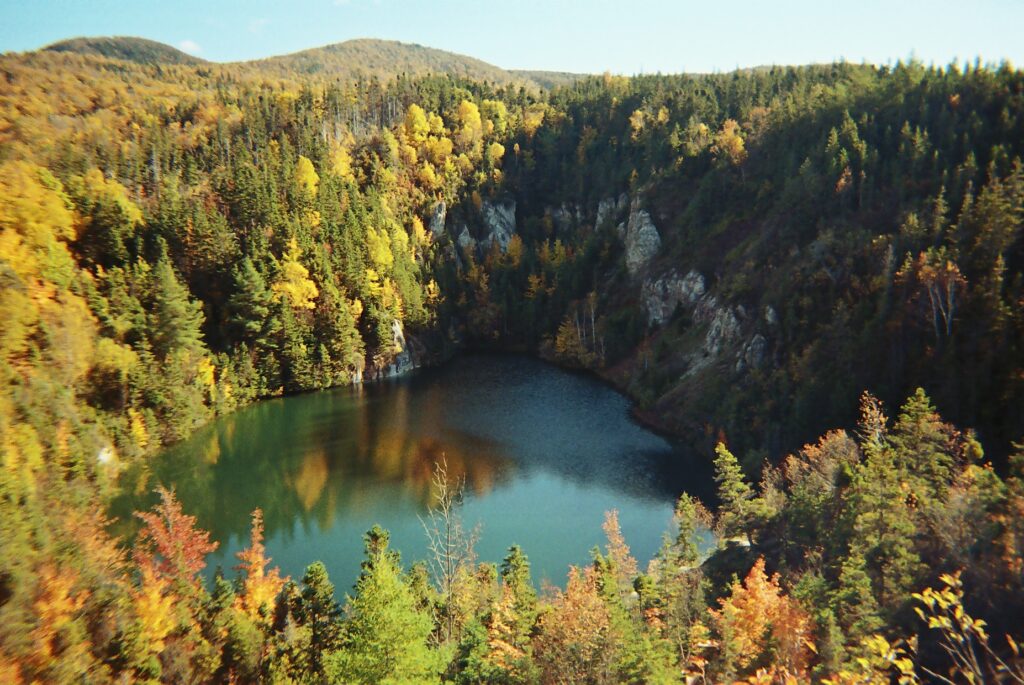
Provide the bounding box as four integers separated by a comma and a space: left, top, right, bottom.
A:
113, 354, 712, 590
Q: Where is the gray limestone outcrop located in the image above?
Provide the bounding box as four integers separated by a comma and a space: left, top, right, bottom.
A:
596, 193, 629, 229
456, 224, 476, 252
641, 270, 707, 326
624, 200, 661, 275
429, 201, 447, 236
481, 199, 516, 253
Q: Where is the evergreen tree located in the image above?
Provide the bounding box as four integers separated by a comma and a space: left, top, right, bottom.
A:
295, 561, 342, 679
226, 257, 276, 346
150, 248, 206, 359
713, 442, 754, 543
326, 528, 442, 684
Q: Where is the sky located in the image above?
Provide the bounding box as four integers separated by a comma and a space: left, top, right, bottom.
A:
0, 0, 1021, 75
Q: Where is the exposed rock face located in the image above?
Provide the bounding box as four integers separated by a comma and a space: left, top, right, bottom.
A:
735, 334, 768, 373
429, 201, 447, 236
641, 269, 707, 325
596, 198, 616, 229
596, 193, 629, 230
700, 302, 742, 357
642, 266, 775, 379
387, 319, 416, 377
625, 200, 661, 275
481, 199, 516, 253
550, 202, 581, 233
456, 224, 476, 252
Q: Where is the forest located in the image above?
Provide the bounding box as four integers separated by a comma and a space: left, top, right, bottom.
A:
1, 36, 1023, 682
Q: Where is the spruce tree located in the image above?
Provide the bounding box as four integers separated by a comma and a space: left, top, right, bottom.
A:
150, 249, 206, 359
326, 528, 442, 684
713, 443, 754, 543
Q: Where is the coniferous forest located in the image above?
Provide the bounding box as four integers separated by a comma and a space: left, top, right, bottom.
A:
1, 34, 1024, 683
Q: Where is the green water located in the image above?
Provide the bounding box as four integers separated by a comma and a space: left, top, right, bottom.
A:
112, 353, 712, 590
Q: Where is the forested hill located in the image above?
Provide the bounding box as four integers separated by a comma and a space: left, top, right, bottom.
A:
2, 42, 1023, 466
36, 36, 583, 90
2, 39, 1024, 682
43, 36, 208, 65
249, 38, 574, 89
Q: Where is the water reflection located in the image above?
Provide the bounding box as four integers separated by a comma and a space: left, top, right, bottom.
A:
112, 354, 711, 587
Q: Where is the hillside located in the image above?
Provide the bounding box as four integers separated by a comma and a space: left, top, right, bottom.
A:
1, 36, 1024, 684
43, 35, 207, 65
37, 36, 586, 90
250, 38, 555, 87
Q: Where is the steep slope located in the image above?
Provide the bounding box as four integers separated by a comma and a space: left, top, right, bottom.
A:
43, 36, 207, 65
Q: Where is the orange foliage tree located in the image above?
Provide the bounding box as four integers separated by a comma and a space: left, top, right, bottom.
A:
133, 486, 218, 596
234, 508, 287, 622
534, 565, 618, 683
709, 557, 812, 682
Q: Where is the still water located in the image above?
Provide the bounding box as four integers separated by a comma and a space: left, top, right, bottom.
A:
113, 354, 712, 590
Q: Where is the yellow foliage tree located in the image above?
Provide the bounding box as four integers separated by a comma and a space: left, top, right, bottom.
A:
30, 564, 89, 665
294, 155, 319, 196
411, 216, 430, 256
486, 142, 506, 167
330, 138, 356, 183
273, 237, 319, 310
712, 119, 748, 167
629, 109, 646, 140
132, 562, 176, 658
403, 103, 430, 146
365, 226, 394, 270
455, 100, 484, 159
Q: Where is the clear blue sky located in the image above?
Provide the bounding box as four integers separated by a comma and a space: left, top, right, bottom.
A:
0, 0, 1020, 74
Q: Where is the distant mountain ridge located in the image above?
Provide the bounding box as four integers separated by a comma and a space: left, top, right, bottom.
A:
39, 36, 585, 90
44, 36, 207, 65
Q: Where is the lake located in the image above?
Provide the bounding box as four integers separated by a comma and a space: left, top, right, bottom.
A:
112, 353, 713, 591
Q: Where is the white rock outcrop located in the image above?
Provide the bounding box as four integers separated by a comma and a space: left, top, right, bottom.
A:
481, 199, 516, 253
701, 304, 741, 358
596, 193, 629, 229
735, 334, 768, 373
457, 224, 476, 252
624, 200, 661, 275
641, 270, 707, 325
429, 201, 447, 236
387, 319, 416, 377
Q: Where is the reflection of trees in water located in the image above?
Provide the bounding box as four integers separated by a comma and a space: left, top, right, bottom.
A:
110, 384, 513, 550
